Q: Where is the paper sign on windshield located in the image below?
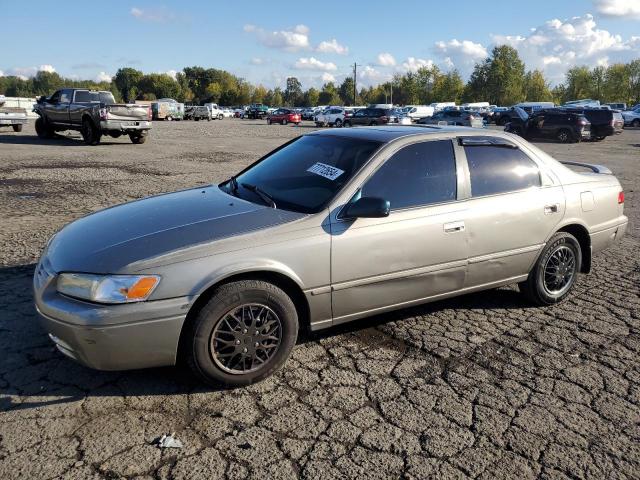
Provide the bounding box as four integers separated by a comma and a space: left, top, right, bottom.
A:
307, 162, 344, 180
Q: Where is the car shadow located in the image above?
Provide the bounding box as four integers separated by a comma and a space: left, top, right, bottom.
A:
0, 262, 531, 411
0, 134, 135, 146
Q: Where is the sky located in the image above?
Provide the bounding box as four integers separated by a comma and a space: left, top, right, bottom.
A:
1, 0, 639, 89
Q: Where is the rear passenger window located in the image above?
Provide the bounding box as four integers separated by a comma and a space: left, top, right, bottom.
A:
361, 140, 457, 210
464, 145, 541, 197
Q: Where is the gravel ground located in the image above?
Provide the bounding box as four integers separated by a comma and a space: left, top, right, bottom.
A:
0, 120, 639, 479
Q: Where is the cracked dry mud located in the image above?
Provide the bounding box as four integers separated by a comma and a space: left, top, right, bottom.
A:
0, 121, 639, 479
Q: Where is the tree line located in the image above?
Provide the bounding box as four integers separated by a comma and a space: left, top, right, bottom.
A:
1, 46, 639, 107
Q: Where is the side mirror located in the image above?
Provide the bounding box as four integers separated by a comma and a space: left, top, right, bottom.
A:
343, 197, 390, 219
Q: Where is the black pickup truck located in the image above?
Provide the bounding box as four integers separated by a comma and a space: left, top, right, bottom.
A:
34, 88, 152, 145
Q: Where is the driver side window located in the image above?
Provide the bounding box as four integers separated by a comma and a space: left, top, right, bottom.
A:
361, 140, 457, 210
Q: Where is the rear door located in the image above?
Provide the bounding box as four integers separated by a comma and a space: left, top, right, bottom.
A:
351, 108, 369, 126
458, 136, 565, 287
330, 139, 468, 324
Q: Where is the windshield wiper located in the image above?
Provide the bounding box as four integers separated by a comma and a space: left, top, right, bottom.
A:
241, 182, 277, 208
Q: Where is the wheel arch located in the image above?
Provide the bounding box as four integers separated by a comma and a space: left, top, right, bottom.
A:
555, 223, 591, 273
176, 269, 311, 363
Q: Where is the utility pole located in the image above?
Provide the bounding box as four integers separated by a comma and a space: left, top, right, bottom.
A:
390, 81, 393, 105
352, 63, 360, 106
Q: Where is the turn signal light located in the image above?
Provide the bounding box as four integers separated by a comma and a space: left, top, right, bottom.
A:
121, 276, 159, 300
618, 191, 624, 204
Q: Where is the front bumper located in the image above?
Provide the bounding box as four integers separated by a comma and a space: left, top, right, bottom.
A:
33, 260, 192, 371
100, 120, 152, 132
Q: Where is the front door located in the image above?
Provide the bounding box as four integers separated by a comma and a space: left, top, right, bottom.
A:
330, 139, 468, 324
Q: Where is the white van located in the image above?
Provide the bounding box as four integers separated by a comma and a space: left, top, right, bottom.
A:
204, 103, 224, 119
461, 102, 490, 109
430, 102, 456, 112
403, 105, 434, 120
514, 101, 555, 113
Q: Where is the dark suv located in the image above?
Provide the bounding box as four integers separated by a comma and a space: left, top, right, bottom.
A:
505, 107, 591, 143
418, 110, 481, 127
561, 107, 624, 141
345, 108, 397, 127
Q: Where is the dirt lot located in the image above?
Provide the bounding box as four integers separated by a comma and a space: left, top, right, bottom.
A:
1, 120, 639, 479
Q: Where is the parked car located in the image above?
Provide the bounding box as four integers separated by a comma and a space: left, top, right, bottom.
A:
204, 103, 224, 120
315, 107, 347, 127
605, 103, 626, 110
344, 107, 397, 127
561, 107, 624, 140
504, 107, 591, 143
301, 108, 317, 120
152, 99, 184, 121
221, 108, 234, 118
403, 105, 435, 121
417, 110, 482, 127
34, 88, 152, 145
622, 108, 640, 128
33, 126, 628, 386
246, 103, 269, 119
184, 106, 211, 121
429, 102, 456, 112
267, 108, 301, 125
0, 96, 28, 132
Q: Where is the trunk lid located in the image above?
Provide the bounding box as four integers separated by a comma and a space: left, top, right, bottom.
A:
106, 104, 149, 121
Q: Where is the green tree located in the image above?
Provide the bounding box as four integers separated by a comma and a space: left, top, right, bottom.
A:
284, 77, 303, 106
265, 88, 283, 107
137, 73, 181, 100
318, 82, 340, 105
604, 63, 630, 103
590, 66, 606, 101
523, 70, 552, 102
113, 68, 143, 102
628, 59, 640, 104
32, 71, 64, 95
252, 85, 268, 104
486, 45, 525, 105
339, 77, 355, 105
303, 87, 320, 107
463, 61, 490, 103
433, 70, 464, 103
205, 82, 222, 102
564, 66, 592, 101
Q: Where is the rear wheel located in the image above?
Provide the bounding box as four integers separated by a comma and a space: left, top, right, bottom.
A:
166, 116, 173, 121
519, 232, 581, 306
334, 118, 343, 128
185, 280, 299, 387
632, 119, 640, 128
344, 120, 351, 127
12, 124, 23, 132
129, 132, 147, 144
556, 128, 572, 143
281, 119, 287, 125
267, 118, 272, 125
369, 121, 377, 126
81, 118, 101, 145
218, 114, 223, 120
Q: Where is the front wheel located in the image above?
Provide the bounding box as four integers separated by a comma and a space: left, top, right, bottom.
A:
343, 120, 351, 127
12, 124, 23, 132
556, 129, 572, 143
35, 117, 53, 139
185, 280, 299, 387
267, 118, 272, 125
281, 119, 287, 125
632, 119, 640, 128
519, 232, 581, 306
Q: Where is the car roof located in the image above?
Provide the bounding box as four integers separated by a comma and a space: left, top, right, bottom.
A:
307, 125, 479, 143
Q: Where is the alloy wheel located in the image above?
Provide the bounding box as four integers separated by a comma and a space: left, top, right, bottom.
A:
209, 304, 282, 374
543, 245, 576, 295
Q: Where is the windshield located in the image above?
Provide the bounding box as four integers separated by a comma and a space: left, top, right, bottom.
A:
513, 106, 529, 120
225, 135, 381, 213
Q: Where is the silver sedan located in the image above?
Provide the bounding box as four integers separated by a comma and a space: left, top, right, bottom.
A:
34, 126, 628, 386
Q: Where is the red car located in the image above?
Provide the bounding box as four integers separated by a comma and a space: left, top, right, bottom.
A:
267, 108, 301, 125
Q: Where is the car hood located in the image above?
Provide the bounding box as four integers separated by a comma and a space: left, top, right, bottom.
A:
46, 185, 304, 274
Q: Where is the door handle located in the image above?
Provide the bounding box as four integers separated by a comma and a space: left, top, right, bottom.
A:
444, 221, 465, 233
544, 204, 559, 214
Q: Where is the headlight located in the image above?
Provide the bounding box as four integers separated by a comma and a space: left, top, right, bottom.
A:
56, 273, 160, 304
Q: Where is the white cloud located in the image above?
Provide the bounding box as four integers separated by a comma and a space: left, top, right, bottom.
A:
250, 57, 265, 65
594, 0, 640, 18
433, 39, 487, 77
377, 53, 396, 66
401, 57, 435, 72
316, 38, 349, 55
3, 65, 56, 78
321, 72, 336, 83
0, 70, 4, 77
244, 24, 311, 52
358, 66, 392, 86
130, 6, 175, 23
491, 14, 639, 83
294, 57, 337, 71
94, 71, 112, 83
165, 70, 178, 79
39, 64, 56, 73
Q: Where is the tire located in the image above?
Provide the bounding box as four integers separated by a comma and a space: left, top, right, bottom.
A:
186, 280, 299, 387
334, 119, 343, 128
498, 116, 509, 126
12, 124, 23, 132
344, 120, 351, 127
267, 118, 272, 125
281, 119, 287, 125
129, 132, 147, 144
556, 129, 572, 143
218, 114, 223, 120
632, 119, 640, 128
81, 118, 101, 145
166, 116, 172, 121
519, 232, 581, 306
369, 121, 377, 126
35, 117, 53, 139
195, 118, 200, 121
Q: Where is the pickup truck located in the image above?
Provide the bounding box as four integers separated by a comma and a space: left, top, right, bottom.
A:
33, 88, 152, 145
0, 95, 28, 132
